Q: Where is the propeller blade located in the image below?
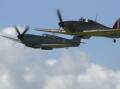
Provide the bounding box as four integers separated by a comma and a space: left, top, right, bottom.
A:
56, 9, 63, 22
14, 26, 21, 35
22, 26, 29, 35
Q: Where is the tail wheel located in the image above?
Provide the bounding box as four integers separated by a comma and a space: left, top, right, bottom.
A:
113, 39, 116, 43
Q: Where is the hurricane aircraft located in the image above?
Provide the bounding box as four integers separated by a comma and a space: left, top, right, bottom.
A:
0, 26, 81, 50
35, 9, 120, 43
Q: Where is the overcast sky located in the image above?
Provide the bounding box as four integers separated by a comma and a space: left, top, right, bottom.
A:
0, 0, 120, 89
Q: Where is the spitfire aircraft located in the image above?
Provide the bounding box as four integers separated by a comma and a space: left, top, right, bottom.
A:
0, 26, 82, 50
35, 9, 120, 43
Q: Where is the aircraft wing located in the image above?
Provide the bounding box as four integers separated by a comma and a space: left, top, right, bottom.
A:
35, 28, 120, 38
0, 35, 21, 43
34, 28, 68, 34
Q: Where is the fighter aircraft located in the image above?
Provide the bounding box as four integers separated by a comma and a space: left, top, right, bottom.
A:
0, 26, 82, 50
35, 9, 120, 43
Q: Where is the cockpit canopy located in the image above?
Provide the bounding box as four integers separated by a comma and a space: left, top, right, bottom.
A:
79, 17, 96, 23
42, 34, 55, 38
42, 34, 50, 37
79, 17, 88, 22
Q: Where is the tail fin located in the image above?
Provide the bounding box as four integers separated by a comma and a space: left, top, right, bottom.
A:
113, 18, 120, 29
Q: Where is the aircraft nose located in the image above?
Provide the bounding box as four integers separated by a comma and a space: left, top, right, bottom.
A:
58, 22, 64, 27
17, 35, 23, 40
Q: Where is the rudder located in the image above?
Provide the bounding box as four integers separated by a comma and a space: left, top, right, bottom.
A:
113, 18, 120, 29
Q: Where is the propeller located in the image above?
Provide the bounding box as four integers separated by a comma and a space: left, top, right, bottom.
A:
56, 9, 64, 28
57, 9, 63, 22
14, 26, 29, 40
15, 26, 21, 35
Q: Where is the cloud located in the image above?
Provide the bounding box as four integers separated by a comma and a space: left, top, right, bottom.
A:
0, 27, 120, 89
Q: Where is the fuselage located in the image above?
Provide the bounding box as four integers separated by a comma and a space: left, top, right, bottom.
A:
59, 19, 120, 39
19, 34, 80, 49
61, 19, 111, 33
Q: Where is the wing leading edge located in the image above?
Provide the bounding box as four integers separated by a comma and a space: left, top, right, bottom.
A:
35, 28, 120, 38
